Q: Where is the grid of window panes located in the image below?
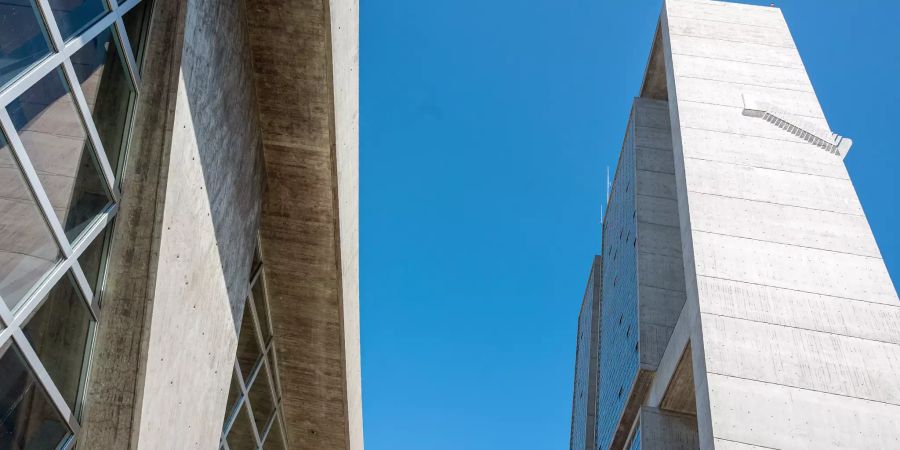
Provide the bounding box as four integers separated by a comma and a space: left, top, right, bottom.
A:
571, 269, 596, 450
0, 0, 152, 447
220, 245, 289, 450
595, 115, 638, 450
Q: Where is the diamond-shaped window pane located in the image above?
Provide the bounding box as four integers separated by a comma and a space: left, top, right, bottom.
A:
0, 134, 61, 310
0, 1, 52, 89
6, 67, 113, 243
71, 27, 135, 179
22, 273, 94, 411
236, 300, 262, 380
47, 0, 107, 41
122, 0, 152, 72
224, 371, 241, 431
264, 419, 286, 450
0, 345, 71, 448
251, 274, 272, 344
267, 346, 280, 398
76, 222, 110, 296
249, 363, 275, 432
227, 404, 257, 450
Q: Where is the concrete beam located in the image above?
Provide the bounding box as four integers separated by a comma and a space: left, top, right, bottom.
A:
246, 0, 361, 448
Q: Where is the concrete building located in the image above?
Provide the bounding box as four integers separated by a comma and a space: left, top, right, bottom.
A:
571, 1, 900, 449
0, 0, 361, 449
569, 256, 602, 450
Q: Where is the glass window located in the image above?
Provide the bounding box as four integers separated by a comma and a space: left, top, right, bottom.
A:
0, 134, 61, 310
248, 364, 275, 432
122, 0, 152, 72
47, 0, 107, 41
0, 1, 52, 89
264, 420, 285, 450
236, 300, 261, 380
76, 223, 111, 295
222, 242, 288, 448
0, 345, 71, 448
6, 67, 113, 243
70, 27, 135, 178
224, 373, 241, 429
267, 346, 280, 398
2, 2, 147, 446
251, 276, 271, 344
227, 404, 257, 450
22, 274, 93, 411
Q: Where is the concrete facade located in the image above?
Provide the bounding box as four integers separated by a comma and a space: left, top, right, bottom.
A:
591, 98, 687, 450
577, 1, 900, 449
56, 0, 358, 448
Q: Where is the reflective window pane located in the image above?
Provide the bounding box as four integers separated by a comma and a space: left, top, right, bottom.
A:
0, 1, 52, 89
0, 134, 61, 310
22, 274, 93, 410
0, 346, 70, 448
251, 276, 271, 344
6, 67, 113, 242
71, 27, 134, 177
227, 404, 257, 450
236, 300, 261, 380
76, 222, 110, 295
264, 419, 285, 450
249, 364, 275, 432
47, 0, 106, 41
122, 0, 152, 72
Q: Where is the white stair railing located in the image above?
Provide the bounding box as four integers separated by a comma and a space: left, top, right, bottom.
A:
742, 95, 852, 158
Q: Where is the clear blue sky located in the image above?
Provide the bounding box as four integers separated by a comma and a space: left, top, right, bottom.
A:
360, 1, 900, 449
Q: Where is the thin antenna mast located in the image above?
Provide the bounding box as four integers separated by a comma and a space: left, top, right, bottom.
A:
606, 166, 610, 204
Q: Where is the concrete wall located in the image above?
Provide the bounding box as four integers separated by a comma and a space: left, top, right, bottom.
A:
135, 0, 263, 447
246, 0, 362, 447
81, 0, 264, 447
661, 1, 900, 448
634, 98, 686, 372
329, 0, 363, 447
639, 407, 699, 450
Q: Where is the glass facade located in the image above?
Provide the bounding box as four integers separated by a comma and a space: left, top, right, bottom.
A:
220, 242, 289, 449
571, 266, 597, 450
0, 0, 149, 447
596, 116, 639, 450
0, 2, 52, 89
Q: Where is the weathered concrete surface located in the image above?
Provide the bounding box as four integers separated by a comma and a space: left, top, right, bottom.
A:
660, 0, 900, 448
570, 256, 602, 450
81, 0, 265, 447
658, 344, 695, 416
635, 98, 685, 374
79, 0, 190, 446
246, 0, 362, 448
77, 0, 360, 448
639, 407, 699, 450
329, 0, 363, 448
134, 0, 264, 446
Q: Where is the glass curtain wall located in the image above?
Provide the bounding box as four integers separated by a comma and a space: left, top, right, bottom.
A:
220, 243, 289, 450
596, 113, 639, 450
0, 0, 151, 447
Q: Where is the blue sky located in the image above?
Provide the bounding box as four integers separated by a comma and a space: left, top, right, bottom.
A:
360, 1, 900, 449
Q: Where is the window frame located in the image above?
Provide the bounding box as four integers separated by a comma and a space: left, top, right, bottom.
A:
0, 0, 151, 447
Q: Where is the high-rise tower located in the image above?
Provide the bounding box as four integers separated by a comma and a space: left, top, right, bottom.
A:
570, 256, 602, 450
570, 1, 900, 448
